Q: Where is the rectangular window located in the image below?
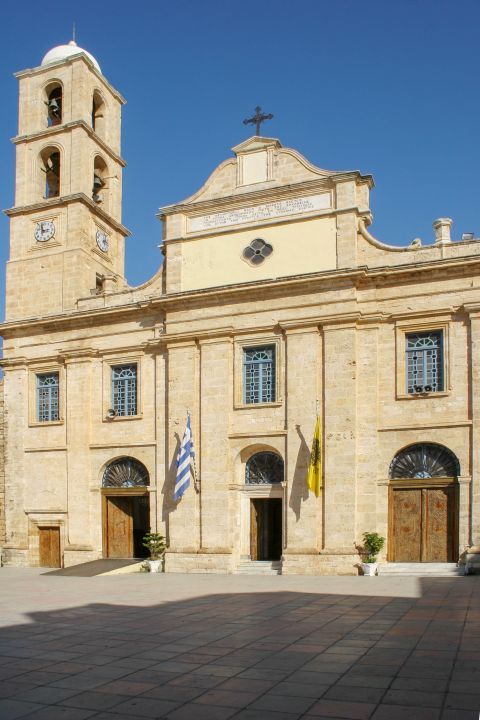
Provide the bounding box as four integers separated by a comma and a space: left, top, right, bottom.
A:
111, 364, 137, 416
406, 331, 444, 393
36, 372, 59, 422
243, 346, 276, 404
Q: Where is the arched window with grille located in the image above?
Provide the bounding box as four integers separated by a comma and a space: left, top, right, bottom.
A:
389, 443, 459, 479
102, 457, 149, 487
246, 452, 284, 485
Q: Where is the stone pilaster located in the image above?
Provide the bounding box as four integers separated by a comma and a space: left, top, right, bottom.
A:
335, 179, 357, 270
282, 326, 321, 572
64, 357, 92, 548
355, 326, 380, 541
154, 350, 167, 535
466, 312, 480, 571
165, 341, 200, 557
198, 337, 231, 553
322, 324, 357, 553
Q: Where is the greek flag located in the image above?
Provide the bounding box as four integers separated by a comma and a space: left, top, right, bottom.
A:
174, 414, 197, 501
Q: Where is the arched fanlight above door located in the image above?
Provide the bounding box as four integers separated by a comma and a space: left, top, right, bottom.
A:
102, 457, 150, 487
246, 452, 284, 484
389, 443, 459, 479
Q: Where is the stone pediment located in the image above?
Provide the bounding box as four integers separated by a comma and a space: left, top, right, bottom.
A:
232, 136, 282, 154
163, 136, 348, 211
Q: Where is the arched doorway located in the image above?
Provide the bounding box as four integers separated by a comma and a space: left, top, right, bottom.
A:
246, 452, 283, 561
102, 457, 150, 559
389, 443, 459, 562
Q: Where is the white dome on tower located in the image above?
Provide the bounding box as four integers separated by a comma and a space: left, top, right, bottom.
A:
41, 40, 101, 73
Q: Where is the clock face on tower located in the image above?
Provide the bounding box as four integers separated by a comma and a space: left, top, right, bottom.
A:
34, 220, 55, 242
96, 229, 109, 253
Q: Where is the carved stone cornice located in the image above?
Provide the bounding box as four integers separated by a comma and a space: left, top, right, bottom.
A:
4, 192, 131, 237
14, 53, 126, 104
58, 349, 98, 363
12, 120, 126, 166
2, 256, 480, 338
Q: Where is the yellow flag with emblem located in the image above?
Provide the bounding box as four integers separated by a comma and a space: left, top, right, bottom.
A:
307, 415, 322, 496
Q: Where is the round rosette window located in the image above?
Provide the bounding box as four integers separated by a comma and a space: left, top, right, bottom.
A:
243, 238, 273, 265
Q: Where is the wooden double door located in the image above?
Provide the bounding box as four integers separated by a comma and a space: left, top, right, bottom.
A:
390, 481, 458, 562
103, 492, 150, 558
250, 499, 282, 561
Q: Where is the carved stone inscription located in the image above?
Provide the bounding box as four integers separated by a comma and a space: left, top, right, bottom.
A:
188, 193, 331, 232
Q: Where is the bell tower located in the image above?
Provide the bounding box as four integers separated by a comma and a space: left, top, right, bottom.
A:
5, 40, 130, 321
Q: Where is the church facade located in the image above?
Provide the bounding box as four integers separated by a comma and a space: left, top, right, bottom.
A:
1, 42, 480, 574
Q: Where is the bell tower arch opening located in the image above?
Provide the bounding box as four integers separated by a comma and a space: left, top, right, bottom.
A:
92, 90, 106, 137
44, 82, 63, 126
39, 146, 61, 199
92, 154, 108, 205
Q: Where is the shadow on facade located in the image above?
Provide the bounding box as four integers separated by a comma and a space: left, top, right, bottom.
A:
161, 432, 181, 543
289, 424, 311, 520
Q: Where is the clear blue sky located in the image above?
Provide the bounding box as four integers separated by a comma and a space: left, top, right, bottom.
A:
1, 0, 480, 324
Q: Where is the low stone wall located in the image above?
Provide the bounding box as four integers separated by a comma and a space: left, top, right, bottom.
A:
282, 552, 361, 576
165, 551, 234, 574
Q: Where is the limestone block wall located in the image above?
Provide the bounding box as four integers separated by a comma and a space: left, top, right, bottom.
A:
2, 368, 28, 565
0, 380, 4, 549
357, 222, 480, 270
3, 241, 480, 572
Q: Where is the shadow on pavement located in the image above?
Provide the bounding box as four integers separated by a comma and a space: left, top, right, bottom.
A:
0, 575, 478, 719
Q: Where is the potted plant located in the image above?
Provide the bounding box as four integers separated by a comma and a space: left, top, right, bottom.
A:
142, 532, 167, 573
361, 532, 385, 576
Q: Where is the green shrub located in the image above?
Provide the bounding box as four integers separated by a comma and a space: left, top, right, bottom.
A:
362, 532, 385, 563
142, 532, 167, 560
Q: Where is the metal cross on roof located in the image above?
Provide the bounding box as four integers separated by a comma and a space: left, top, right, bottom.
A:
243, 106, 274, 136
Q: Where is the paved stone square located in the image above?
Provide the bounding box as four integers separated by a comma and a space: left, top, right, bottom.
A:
0, 569, 479, 719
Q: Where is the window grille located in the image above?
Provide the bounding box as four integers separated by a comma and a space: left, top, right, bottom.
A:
103, 457, 149, 487
389, 443, 459, 479
246, 452, 284, 484
243, 346, 276, 404
111, 364, 137, 416
406, 331, 443, 393
36, 372, 59, 422
243, 238, 273, 266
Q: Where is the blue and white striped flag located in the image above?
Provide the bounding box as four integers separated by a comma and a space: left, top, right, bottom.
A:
174, 414, 197, 501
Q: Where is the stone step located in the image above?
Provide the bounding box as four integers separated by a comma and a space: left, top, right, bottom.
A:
378, 562, 465, 577
235, 560, 282, 575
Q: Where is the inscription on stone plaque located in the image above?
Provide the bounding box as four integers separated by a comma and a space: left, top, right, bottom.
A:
188, 193, 331, 232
